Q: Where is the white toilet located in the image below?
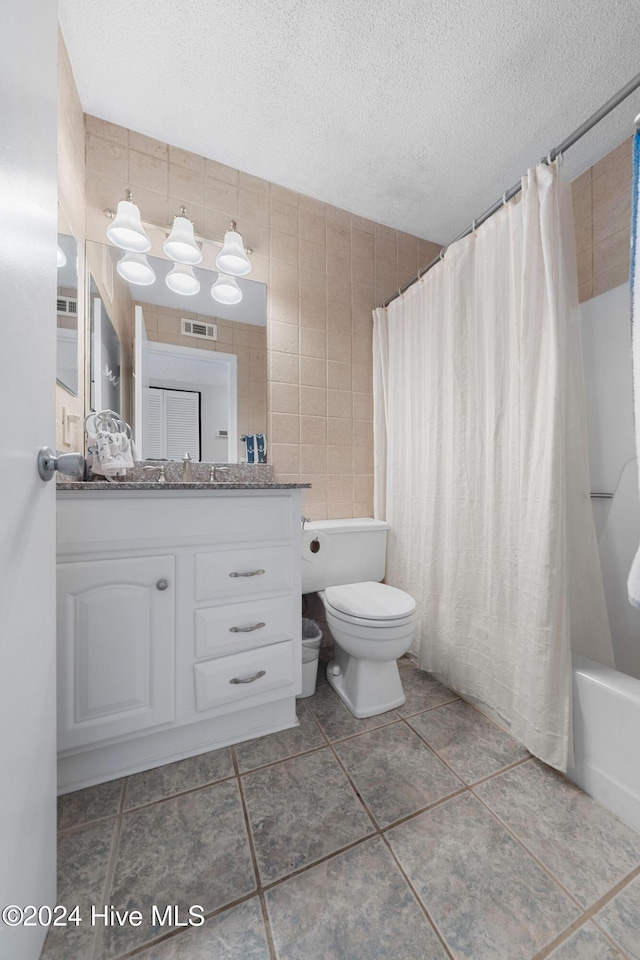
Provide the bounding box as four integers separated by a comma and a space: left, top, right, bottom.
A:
301, 518, 416, 718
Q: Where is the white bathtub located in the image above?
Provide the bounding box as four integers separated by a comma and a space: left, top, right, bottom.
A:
569, 655, 640, 832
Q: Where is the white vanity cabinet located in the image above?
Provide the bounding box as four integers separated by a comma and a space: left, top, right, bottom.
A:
56, 487, 303, 792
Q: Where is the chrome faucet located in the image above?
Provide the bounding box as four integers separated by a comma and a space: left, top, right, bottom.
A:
182, 452, 193, 482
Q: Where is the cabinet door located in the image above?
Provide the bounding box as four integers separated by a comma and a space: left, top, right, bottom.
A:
57, 555, 175, 751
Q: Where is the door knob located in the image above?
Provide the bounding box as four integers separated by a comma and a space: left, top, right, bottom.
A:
37, 447, 85, 482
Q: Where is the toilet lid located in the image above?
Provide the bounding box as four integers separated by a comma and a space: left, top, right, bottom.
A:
324, 581, 416, 621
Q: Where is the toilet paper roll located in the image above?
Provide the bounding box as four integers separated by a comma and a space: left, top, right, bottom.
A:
302, 529, 329, 562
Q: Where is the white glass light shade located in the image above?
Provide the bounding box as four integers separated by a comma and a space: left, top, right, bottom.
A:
117, 252, 156, 286
215, 227, 251, 276
163, 216, 202, 264
211, 272, 242, 305
106, 199, 152, 252
57, 245, 67, 268
165, 262, 200, 296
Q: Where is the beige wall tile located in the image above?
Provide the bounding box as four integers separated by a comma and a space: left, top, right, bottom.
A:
300, 416, 327, 445
269, 320, 299, 355
328, 476, 353, 502
169, 163, 205, 206
300, 327, 326, 359
169, 145, 204, 172
301, 239, 327, 278
593, 227, 629, 281
270, 443, 300, 474
327, 360, 352, 391
352, 227, 374, 262
300, 356, 327, 388
300, 385, 327, 417
270, 229, 298, 265
327, 388, 352, 419
205, 158, 238, 184
239, 170, 270, 195
374, 222, 396, 245
592, 159, 632, 244
239, 188, 270, 227
271, 413, 300, 445
300, 444, 328, 474
85, 115, 128, 145
86, 133, 128, 180
205, 178, 239, 217
270, 199, 298, 236
327, 331, 352, 363
328, 445, 353, 474
129, 149, 168, 194
269, 350, 299, 384
128, 131, 168, 160
270, 382, 299, 415
300, 207, 326, 244
592, 137, 632, 182
327, 418, 352, 446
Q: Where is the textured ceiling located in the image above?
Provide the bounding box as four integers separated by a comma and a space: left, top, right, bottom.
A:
59, 0, 640, 243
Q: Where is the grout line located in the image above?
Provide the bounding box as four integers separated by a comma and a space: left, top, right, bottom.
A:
379, 831, 456, 960
258, 892, 278, 960
92, 804, 125, 960
237, 742, 327, 777
232, 744, 264, 899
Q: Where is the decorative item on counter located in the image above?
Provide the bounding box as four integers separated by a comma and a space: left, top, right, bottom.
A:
84, 410, 136, 478
241, 433, 267, 463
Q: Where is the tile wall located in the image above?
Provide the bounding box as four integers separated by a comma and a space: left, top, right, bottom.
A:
82, 116, 441, 518
572, 136, 632, 303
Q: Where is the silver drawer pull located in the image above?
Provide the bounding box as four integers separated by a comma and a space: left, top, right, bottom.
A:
229, 569, 265, 578
230, 622, 266, 633
229, 670, 266, 685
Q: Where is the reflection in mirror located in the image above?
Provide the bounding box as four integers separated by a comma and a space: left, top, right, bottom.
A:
56, 231, 79, 395
86, 241, 267, 463
89, 276, 122, 415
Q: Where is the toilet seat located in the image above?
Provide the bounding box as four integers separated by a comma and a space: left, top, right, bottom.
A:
324, 581, 416, 624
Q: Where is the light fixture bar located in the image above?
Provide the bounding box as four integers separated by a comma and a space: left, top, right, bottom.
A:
104, 204, 252, 254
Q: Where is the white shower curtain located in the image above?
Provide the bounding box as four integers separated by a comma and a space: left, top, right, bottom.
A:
373, 162, 613, 772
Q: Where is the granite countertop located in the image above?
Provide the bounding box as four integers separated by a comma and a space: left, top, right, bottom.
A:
58, 481, 311, 491
56, 461, 309, 491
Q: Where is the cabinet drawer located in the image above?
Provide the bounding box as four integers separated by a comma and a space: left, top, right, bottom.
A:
57, 493, 293, 553
195, 545, 293, 601
195, 596, 293, 658
194, 641, 294, 712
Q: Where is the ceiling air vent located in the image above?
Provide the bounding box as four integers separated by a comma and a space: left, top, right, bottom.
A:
57, 296, 78, 317
181, 319, 217, 342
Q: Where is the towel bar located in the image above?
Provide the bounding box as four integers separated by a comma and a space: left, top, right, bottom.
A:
590, 492, 613, 499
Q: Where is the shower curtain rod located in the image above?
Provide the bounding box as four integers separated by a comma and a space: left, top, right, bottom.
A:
383, 70, 640, 308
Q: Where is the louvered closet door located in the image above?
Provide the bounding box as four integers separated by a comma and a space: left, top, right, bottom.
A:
145, 387, 200, 460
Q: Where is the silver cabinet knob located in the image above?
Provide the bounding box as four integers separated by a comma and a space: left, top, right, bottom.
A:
156, 579, 169, 591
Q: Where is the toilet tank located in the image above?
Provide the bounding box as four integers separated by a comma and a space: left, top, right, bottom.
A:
301, 518, 390, 594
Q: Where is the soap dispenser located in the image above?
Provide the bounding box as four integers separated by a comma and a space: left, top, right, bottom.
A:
182, 452, 193, 482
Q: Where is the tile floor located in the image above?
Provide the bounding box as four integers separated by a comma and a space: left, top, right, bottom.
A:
43, 660, 640, 960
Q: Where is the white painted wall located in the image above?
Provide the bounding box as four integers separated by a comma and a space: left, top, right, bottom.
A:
581, 283, 640, 680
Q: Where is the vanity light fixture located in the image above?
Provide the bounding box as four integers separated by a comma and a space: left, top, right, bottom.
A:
166, 262, 200, 296
215, 221, 252, 276
57, 245, 67, 268
117, 251, 156, 286
211, 272, 242, 305
163, 207, 203, 265
106, 190, 152, 252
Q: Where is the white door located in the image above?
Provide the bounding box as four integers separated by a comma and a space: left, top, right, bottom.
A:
57, 556, 176, 750
0, 2, 58, 959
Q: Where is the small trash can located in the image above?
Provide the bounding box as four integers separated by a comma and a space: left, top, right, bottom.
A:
298, 618, 322, 698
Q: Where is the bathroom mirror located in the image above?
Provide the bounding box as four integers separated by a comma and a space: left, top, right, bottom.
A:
89, 275, 122, 415
86, 241, 267, 462
56, 229, 79, 396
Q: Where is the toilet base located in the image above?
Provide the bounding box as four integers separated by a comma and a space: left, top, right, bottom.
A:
326, 652, 406, 718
